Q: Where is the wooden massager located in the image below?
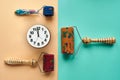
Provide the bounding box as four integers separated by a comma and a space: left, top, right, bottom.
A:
4, 52, 54, 72
61, 26, 116, 54
4, 57, 37, 66
82, 37, 115, 44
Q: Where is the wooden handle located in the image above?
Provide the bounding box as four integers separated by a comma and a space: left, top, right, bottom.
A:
4, 57, 37, 66
82, 37, 116, 44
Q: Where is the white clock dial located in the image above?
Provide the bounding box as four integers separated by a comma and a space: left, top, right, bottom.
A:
27, 25, 51, 48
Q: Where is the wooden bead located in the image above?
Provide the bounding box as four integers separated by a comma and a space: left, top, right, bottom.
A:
82, 37, 91, 44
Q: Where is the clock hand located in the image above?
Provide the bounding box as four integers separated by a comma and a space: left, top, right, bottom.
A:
37, 28, 40, 37
35, 37, 38, 43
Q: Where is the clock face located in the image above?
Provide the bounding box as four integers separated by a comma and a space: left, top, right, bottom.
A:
27, 25, 51, 48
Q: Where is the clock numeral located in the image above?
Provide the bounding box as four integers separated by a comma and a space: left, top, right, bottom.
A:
34, 41, 36, 44
44, 31, 47, 34
29, 35, 31, 38
37, 42, 40, 46
37, 27, 40, 30
41, 41, 44, 45
44, 39, 47, 42
30, 39, 33, 42
42, 28, 44, 31
30, 31, 34, 34
46, 35, 48, 38
33, 28, 36, 31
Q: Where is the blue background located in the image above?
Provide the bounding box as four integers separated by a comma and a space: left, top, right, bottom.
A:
58, 0, 120, 80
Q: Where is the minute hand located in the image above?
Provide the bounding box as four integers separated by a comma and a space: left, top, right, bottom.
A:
37, 29, 40, 37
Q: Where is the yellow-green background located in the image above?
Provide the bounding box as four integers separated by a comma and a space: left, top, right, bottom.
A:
58, 0, 120, 80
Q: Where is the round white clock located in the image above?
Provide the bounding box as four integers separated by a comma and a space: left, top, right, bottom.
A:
27, 25, 51, 48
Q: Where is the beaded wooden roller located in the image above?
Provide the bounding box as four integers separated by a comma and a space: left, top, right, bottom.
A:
82, 37, 116, 44
4, 58, 37, 66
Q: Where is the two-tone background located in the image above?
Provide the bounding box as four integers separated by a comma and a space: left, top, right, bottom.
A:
1, 0, 120, 80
